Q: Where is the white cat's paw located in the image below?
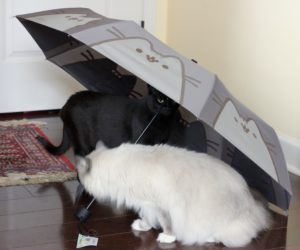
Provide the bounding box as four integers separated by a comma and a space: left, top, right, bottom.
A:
131, 219, 151, 231
205, 236, 216, 243
157, 233, 176, 243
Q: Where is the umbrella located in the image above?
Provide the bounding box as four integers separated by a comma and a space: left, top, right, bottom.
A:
17, 8, 292, 213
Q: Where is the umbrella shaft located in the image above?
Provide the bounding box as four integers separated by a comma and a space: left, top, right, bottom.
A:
134, 109, 161, 144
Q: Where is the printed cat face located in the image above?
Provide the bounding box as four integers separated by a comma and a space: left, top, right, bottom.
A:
93, 38, 184, 102
27, 14, 102, 31
214, 100, 278, 181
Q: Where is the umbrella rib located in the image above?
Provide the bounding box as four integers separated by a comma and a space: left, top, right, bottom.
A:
212, 91, 223, 106
266, 145, 277, 156
134, 110, 161, 144
265, 141, 276, 149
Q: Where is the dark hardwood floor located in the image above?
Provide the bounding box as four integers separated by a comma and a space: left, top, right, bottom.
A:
0, 113, 299, 249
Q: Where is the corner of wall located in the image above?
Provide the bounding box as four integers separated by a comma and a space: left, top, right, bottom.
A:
154, 0, 168, 43
277, 131, 300, 176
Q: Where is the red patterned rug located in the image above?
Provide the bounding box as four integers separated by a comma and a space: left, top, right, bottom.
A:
0, 124, 76, 186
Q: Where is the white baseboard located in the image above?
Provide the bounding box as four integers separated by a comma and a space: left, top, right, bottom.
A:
277, 132, 300, 176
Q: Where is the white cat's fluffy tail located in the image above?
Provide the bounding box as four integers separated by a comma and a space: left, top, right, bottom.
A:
216, 202, 271, 247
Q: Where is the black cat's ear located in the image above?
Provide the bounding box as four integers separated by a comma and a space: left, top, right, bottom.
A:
147, 85, 164, 98
85, 157, 92, 173
147, 84, 154, 94
96, 141, 108, 152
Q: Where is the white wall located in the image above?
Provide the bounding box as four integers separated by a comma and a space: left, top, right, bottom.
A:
159, 0, 300, 141
154, 0, 300, 174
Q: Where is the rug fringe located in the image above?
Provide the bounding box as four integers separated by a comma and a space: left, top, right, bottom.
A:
0, 119, 47, 128
0, 171, 77, 187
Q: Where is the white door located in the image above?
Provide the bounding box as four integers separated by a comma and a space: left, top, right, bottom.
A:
0, 0, 157, 113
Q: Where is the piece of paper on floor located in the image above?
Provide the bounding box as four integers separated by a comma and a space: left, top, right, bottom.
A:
76, 233, 99, 248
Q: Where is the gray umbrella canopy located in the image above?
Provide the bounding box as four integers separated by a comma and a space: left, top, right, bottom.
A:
17, 8, 292, 212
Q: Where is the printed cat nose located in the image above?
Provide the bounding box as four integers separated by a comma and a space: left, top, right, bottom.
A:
146, 55, 159, 63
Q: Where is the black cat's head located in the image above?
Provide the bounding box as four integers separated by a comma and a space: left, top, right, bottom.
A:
146, 86, 179, 116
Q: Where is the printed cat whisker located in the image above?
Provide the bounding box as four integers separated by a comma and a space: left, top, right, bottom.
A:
185, 76, 201, 87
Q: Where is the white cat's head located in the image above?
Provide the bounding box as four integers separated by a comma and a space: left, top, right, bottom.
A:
75, 141, 108, 175
75, 155, 91, 178
75, 141, 108, 177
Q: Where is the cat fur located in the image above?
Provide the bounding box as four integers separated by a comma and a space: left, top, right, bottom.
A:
37, 87, 179, 156
76, 142, 271, 247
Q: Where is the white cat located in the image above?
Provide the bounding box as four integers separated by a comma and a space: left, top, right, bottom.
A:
76, 142, 271, 247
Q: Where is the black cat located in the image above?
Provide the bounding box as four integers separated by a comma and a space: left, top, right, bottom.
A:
38, 87, 180, 156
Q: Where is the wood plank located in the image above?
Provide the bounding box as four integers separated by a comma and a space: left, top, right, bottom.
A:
0, 203, 131, 232
24, 180, 78, 197
0, 195, 74, 216
0, 226, 289, 250
257, 228, 287, 249
271, 212, 288, 229
0, 232, 156, 250
0, 215, 136, 250
0, 186, 32, 201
